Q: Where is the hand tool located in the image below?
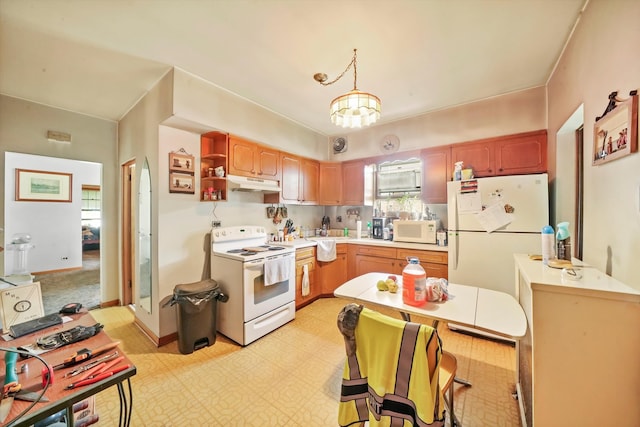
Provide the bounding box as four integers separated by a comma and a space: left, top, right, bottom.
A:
65, 364, 130, 390
52, 341, 120, 370
75, 355, 125, 382
0, 350, 20, 422
63, 351, 119, 378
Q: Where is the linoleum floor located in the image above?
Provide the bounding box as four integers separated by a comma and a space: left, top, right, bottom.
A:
91, 298, 520, 426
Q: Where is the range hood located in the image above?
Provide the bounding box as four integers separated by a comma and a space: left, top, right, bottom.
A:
226, 174, 280, 193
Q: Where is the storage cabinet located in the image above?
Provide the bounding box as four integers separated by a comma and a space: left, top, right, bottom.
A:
295, 247, 317, 308
396, 249, 448, 279
347, 245, 448, 280
421, 146, 450, 204
341, 160, 365, 205
317, 243, 348, 295
300, 158, 319, 204
514, 254, 640, 427
494, 130, 547, 175
266, 153, 319, 205
319, 162, 342, 205
228, 135, 280, 180
451, 130, 547, 178
200, 131, 228, 201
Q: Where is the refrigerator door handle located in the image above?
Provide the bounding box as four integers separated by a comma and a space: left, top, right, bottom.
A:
448, 230, 458, 270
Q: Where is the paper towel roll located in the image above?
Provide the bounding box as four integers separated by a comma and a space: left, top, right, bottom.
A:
356, 220, 362, 239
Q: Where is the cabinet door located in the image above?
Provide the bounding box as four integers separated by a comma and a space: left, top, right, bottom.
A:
295, 256, 317, 308
342, 160, 365, 205
495, 130, 547, 175
451, 141, 495, 177
228, 137, 257, 177
280, 153, 301, 203
257, 145, 280, 179
354, 255, 398, 277
317, 250, 348, 295
300, 159, 319, 204
319, 162, 342, 205
421, 146, 450, 204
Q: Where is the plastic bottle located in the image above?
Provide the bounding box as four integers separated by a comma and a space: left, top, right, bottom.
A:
402, 257, 427, 307
367, 222, 371, 238
453, 161, 463, 181
541, 225, 555, 266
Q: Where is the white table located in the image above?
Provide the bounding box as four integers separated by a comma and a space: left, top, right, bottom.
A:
334, 272, 527, 340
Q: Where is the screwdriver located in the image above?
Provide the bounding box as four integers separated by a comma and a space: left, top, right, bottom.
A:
52, 341, 120, 370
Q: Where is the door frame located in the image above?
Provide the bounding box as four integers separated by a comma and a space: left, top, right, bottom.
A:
121, 160, 135, 306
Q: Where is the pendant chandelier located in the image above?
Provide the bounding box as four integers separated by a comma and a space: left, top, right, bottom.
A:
314, 49, 381, 129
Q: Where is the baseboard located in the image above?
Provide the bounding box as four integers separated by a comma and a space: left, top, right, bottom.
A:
99, 299, 120, 308
133, 316, 177, 347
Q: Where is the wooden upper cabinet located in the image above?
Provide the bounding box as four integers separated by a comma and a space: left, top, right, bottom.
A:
421, 146, 450, 204
300, 158, 319, 204
342, 160, 365, 205
228, 135, 280, 180
495, 130, 547, 175
319, 162, 342, 205
257, 145, 280, 179
451, 140, 495, 177
451, 129, 547, 178
280, 153, 301, 203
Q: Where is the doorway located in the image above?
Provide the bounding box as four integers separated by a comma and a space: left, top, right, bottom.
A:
555, 105, 584, 260
122, 160, 136, 307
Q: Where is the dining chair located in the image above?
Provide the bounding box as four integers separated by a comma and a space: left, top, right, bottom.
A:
337, 303, 460, 427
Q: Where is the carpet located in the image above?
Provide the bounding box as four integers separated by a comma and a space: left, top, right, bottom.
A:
33, 250, 101, 315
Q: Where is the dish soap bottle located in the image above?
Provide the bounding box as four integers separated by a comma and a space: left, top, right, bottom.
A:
402, 257, 427, 307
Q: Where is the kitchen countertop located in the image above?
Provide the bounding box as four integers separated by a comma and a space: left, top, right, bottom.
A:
275, 237, 448, 252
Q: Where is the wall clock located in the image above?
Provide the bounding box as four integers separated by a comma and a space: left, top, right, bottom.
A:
380, 135, 400, 153
0, 281, 45, 333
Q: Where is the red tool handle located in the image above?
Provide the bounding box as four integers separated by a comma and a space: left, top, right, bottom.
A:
66, 364, 130, 389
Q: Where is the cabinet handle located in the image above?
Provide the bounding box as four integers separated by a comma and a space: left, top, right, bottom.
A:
499, 168, 503, 172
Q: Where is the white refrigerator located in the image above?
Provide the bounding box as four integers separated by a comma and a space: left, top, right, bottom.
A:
447, 173, 549, 297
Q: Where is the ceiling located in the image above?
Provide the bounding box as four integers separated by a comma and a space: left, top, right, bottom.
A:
0, 0, 587, 137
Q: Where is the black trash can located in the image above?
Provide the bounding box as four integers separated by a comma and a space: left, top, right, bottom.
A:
169, 279, 228, 354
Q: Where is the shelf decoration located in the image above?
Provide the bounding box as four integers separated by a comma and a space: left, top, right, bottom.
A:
15, 169, 72, 202
593, 90, 638, 165
169, 148, 195, 194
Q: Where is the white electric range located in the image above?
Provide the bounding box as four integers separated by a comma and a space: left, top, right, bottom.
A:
211, 226, 296, 345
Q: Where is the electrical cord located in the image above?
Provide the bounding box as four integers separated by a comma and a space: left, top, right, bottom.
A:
0, 346, 51, 427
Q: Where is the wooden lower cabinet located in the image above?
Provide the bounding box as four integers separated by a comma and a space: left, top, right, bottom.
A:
295, 247, 317, 308
347, 245, 448, 280
316, 244, 348, 295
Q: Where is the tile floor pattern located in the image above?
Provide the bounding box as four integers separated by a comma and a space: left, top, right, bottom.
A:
91, 298, 520, 426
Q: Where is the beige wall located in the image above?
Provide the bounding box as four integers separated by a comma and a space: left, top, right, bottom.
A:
329, 86, 547, 160
0, 95, 119, 303
547, 0, 640, 288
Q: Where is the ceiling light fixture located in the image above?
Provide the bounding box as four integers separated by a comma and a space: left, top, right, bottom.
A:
314, 49, 381, 129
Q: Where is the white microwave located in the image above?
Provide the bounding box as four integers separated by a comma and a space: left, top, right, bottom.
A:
393, 220, 439, 244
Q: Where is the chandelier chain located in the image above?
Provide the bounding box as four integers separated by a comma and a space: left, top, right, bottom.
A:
318, 48, 358, 90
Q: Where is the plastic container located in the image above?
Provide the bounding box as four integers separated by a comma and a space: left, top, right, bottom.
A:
453, 161, 463, 181
541, 225, 555, 266
402, 257, 427, 307
168, 279, 228, 354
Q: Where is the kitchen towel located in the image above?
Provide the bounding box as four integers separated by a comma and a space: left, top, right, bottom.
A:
317, 239, 337, 262
302, 264, 310, 297
264, 257, 290, 286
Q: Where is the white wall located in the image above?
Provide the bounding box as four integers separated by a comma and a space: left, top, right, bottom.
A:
0, 95, 118, 304
547, 0, 640, 288
4, 152, 100, 274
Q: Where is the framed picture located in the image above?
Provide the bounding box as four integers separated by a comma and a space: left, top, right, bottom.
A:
15, 169, 72, 202
169, 151, 195, 173
169, 173, 195, 194
593, 93, 638, 165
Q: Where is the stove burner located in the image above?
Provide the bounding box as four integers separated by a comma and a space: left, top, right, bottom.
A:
227, 249, 245, 254
241, 251, 258, 256
268, 246, 286, 251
